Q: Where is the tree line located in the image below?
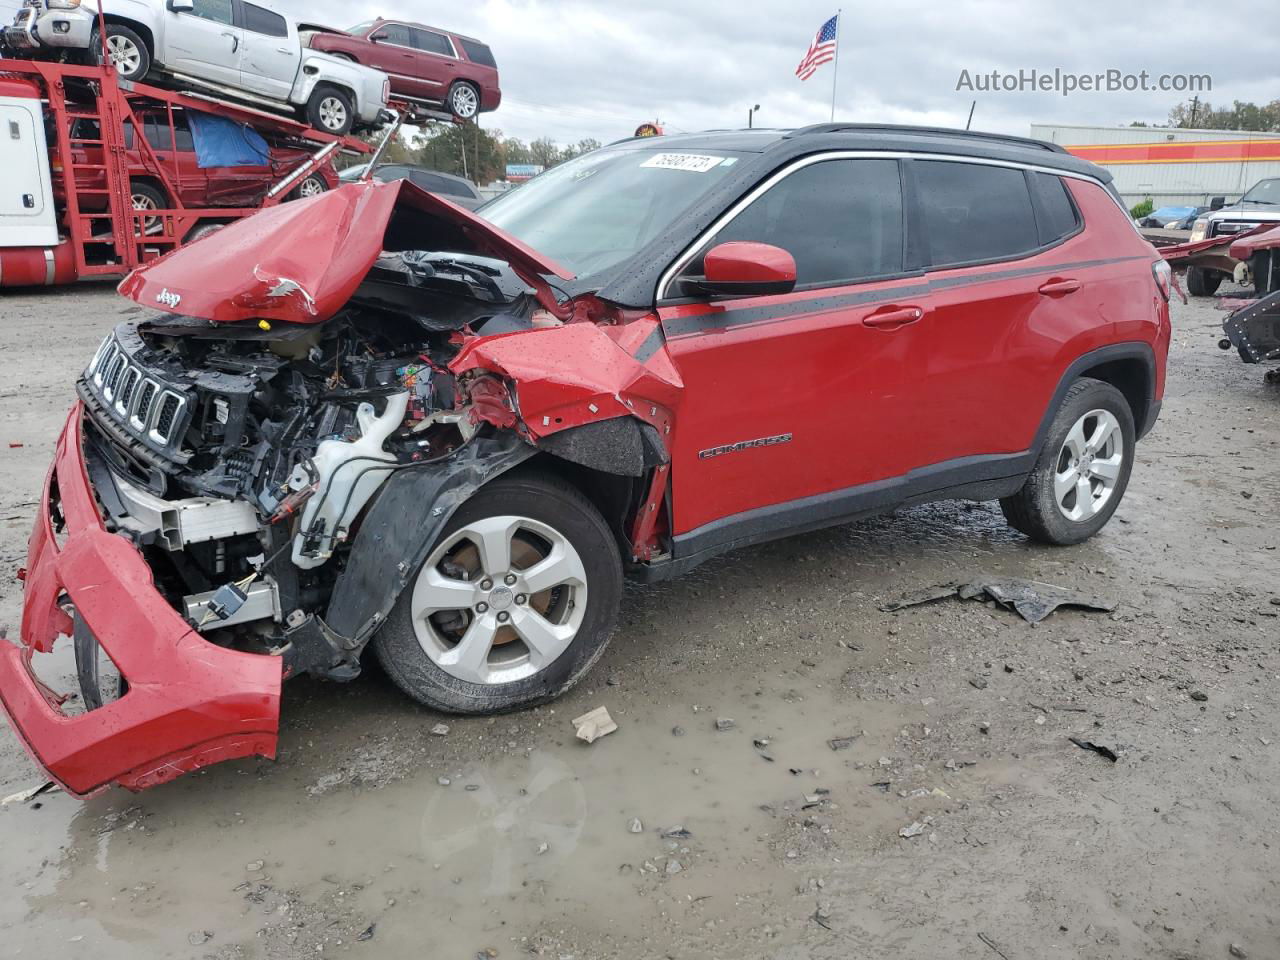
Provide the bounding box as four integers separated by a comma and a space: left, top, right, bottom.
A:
358, 123, 604, 184
1130, 99, 1280, 132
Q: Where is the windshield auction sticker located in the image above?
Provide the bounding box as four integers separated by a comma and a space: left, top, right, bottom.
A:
641, 153, 726, 172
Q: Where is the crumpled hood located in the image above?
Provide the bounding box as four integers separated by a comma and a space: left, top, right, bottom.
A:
118, 179, 574, 325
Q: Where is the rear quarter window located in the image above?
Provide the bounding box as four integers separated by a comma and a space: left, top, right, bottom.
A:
1029, 172, 1081, 245
458, 38, 496, 67
912, 159, 1039, 267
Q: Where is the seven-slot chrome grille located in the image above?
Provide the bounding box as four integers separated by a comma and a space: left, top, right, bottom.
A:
82, 334, 191, 461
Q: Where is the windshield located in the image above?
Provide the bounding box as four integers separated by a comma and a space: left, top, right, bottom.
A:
1241, 178, 1280, 205
478, 148, 743, 278
346, 21, 374, 34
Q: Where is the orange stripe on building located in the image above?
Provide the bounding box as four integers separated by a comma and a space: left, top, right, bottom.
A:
1063, 139, 1280, 165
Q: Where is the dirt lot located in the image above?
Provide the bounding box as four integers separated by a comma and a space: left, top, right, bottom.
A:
1, 282, 1277, 960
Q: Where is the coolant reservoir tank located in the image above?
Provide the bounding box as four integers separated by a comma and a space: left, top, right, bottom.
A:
291, 391, 410, 570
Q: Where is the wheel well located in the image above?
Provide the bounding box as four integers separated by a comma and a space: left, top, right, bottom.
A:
101, 15, 153, 55
1077, 358, 1150, 430
128, 175, 168, 203
515, 454, 643, 559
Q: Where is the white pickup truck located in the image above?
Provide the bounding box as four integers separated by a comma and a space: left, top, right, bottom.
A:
2, 0, 391, 135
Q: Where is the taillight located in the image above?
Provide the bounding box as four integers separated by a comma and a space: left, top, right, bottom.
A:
1152, 259, 1172, 301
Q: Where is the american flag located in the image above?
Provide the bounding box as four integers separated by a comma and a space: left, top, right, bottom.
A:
795, 14, 839, 81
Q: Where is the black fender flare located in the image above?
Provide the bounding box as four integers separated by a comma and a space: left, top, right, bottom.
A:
322, 430, 535, 642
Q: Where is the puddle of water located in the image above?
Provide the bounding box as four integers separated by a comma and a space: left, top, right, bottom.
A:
1, 673, 912, 958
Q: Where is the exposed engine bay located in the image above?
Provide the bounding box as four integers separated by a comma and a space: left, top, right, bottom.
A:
77, 251, 546, 674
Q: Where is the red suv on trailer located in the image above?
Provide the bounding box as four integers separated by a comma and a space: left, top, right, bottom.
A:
55, 109, 338, 218
2, 125, 1169, 796
304, 18, 500, 120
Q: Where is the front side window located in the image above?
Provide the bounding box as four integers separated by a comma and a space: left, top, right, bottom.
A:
241, 3, 287, 38
374, 23, 412, 47
913, 160, 1038, 267
187, 0, 234, 26
697, 157, 904, 287
411, 28, 454, 56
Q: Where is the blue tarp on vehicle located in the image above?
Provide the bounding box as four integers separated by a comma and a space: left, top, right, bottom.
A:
187, 110, 270, 169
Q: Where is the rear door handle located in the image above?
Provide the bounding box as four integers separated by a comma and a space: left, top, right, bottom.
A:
862, 306, 923, 329
1038, 278, 1081, 296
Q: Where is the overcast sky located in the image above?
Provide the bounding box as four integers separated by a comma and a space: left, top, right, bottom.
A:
5, 0, 1278, 144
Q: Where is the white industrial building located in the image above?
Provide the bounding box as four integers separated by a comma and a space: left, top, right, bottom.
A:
1030, 123, 1280, 208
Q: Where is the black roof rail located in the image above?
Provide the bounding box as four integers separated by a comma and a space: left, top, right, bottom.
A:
784, 123, 1067, 154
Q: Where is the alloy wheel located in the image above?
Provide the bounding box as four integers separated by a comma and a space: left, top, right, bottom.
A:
450, 84, 479, 119
107, 35, 141, 76
131, 192, 160, 232
297, 176, 325, 198
318, 96, 348, 131
410, 515, 588, 685
1054, 408, 1124, 521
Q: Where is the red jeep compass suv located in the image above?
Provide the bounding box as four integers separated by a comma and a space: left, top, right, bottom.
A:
2, 125, 1169, 795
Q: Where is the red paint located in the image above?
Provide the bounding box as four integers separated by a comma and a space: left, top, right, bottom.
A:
307, 19, 501, 114
0, 243, 76, 286
1229, 223, 1280, 260
657, 177, 1168, 535
0, 407, 281, 797
119, 178, 573, 325
1065, 138, 1280, 165
704, 242, 797, 286
54, 107, 339, 212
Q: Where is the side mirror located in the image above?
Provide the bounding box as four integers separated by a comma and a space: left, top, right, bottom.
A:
1210, 196, 1226, 210
691, 241, 796, 298
167, 0, 194, 11
369, 31, 388, 42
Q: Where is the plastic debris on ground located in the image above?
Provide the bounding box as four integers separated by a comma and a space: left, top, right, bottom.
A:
881, 576, 1117, 624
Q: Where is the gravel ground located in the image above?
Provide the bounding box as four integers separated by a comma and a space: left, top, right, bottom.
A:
0, 281, 1277, 960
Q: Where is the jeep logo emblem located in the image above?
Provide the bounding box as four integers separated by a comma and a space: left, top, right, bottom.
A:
155, 288, 182, 308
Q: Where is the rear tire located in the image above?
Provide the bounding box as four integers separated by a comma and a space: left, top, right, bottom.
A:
287, 174, 329, 201
1186, 265, 1223, 297
447, 81, 481, 120
1000, 378, 1135, 546
306, 85, 354, 136
90, 24, 150, 82
128, 180, 166, 235
374, 471, 623, 714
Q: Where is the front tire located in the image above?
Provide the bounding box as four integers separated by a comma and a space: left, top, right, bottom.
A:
1186, 265, 1223, 297
374, 471, 623, 714
90, 24, 150, 82
306, 85, 354, 136
1000, 378, 1135, 545
287, 174, 329, 201
128, 180, 166, 234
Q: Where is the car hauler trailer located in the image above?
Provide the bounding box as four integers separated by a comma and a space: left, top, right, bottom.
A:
0, 57, 375, 288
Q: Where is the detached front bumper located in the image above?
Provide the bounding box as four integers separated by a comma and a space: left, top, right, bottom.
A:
0, 405, 282, 797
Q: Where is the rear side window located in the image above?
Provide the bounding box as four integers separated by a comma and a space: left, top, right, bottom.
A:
458, 39, 496, 67
412, 172, 473, 197
1029, 172, 1080, 245
912, 160, 1038, 267
711, 158, 904, 286
241, 2, 288, 38
411, 28, 454, 56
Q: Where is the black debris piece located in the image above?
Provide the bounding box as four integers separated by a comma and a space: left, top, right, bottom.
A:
882, 577, 1117, 624
1068, 736, 1121, 762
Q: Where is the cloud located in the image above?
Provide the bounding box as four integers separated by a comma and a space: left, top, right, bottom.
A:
2, 0, 1274, 144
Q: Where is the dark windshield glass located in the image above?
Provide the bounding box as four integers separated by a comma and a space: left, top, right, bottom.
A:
1241, 178, 1280, 204
479, 148, 742, 278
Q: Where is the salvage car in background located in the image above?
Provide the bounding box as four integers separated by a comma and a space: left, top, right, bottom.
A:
304, 17, 500, 120
61, 107, 336, 223
1, 125, 1169, 796
3, 0, 391, 135
339, 162, 484, 209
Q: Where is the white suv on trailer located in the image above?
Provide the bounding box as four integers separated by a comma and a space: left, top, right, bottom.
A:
3, 0, 391, 136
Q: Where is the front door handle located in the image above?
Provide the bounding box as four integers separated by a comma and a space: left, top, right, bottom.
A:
1038, 278, 1081, 296
862, 306, 923, 329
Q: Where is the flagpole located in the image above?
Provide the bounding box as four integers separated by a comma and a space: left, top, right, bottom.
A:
830, 9, 841, 121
